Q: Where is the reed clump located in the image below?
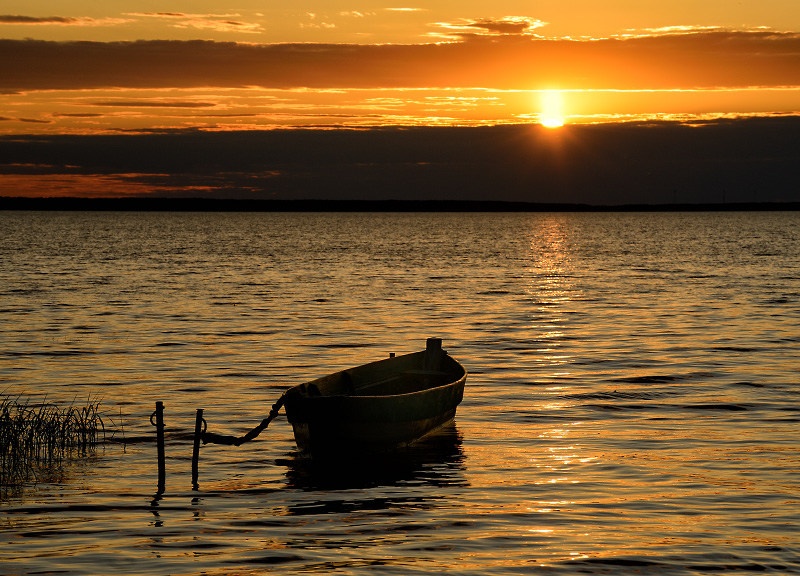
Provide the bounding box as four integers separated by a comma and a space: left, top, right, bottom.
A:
1, 393, 104, 491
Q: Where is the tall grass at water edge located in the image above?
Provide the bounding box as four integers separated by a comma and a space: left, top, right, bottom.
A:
1, 393, 104, 496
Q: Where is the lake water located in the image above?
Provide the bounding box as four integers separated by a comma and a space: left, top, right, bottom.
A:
1, 210, 799, 575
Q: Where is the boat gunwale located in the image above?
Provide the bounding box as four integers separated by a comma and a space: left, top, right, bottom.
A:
293, 351, 467, 401
343, 369, 466, 400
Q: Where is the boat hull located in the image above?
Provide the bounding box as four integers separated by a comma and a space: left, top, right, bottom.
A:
284, 340, 466, 455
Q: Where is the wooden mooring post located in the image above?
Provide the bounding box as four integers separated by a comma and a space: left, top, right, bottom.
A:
191, 408, 205, 490
150, 401, 166, 493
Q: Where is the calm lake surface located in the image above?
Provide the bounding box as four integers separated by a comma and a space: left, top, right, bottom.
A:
1, 211, 799, 575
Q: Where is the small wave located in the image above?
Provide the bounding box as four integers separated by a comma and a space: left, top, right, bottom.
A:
566, 389, 677, 401
7, 349, 93, 357
315, 343, 374, 348
218, 330, 278, 336
8, 288, 42, 295
688, 403, 750, 411
567, 557, 795, 575
714, 346, 756, 352
565, 557, 668, 568
610, 375, 682, 384
763, 297, 791, 304
225, 554, 305, 565
4, 501, 193, 515
584, 403, 662, 412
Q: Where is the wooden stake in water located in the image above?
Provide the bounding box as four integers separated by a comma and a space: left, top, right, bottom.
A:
150, 401, 166, 493
191, 408, 204, 490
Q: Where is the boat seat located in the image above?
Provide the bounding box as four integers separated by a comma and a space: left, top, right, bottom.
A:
404, 369, 448, 376
355, 374, 403, 393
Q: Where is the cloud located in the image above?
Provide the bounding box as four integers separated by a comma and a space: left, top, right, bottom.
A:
300, 22, 336, 29
0, 114, 54, 123
2, 30, 800, 92
0, 15, 78, 24
127, 12, 243, 19
0, 15, 131, 26
53, 113, 105, 118
90, 100, 218, 108
175, 19, 263, 33
126, 12, 263, 34
433, 17, 547, 38
616, 24, 779, 39
620, 24, 725, 37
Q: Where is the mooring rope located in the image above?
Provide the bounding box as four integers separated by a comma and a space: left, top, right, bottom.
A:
200, 394, 286, 447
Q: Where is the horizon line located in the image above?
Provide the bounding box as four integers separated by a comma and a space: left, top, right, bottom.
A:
2, 197, 798, 213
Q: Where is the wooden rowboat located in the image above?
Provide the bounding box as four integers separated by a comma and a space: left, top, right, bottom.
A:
283, 338, 467, 455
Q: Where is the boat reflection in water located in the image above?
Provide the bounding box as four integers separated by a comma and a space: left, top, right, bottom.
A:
280, 420, 467, 492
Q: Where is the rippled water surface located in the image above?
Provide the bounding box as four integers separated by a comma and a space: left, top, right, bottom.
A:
1, 211, 799, 575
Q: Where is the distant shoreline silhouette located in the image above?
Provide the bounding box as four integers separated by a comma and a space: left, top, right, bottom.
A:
1, 197, 798, 212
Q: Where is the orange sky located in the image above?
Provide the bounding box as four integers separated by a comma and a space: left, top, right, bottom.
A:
1, 2, 800, 133
1, 2, 799, 204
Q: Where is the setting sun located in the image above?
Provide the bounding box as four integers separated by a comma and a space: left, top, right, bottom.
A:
539, 90, 565, 127
541, 117, 565, 128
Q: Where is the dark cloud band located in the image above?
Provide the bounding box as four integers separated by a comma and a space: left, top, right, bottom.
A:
1, 118, 799, 204
2, 31, 799, 92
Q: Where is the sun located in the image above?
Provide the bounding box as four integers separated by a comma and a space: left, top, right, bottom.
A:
541, 116, 565, 128
539, 89, 565, 128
